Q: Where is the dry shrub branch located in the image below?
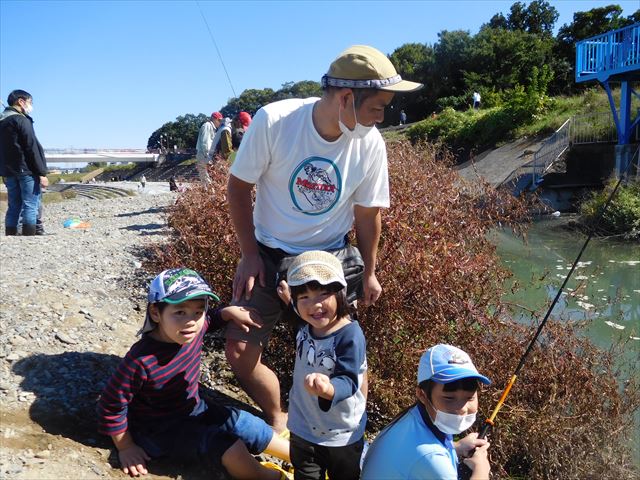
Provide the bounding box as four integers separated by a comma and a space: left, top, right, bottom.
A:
146, 141, 638, 479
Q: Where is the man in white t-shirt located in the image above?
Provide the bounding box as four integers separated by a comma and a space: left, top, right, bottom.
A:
226, 45, 423, 433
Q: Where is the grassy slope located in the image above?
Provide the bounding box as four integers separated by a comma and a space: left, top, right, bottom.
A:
393, 87, 639, 152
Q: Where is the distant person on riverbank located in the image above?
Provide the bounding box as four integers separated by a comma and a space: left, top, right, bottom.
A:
399, 109, 407, 125
213, 117, 233, 161
232, 111, 252, 150
196, 111, 223, 185
0, 89, 49, 236
140, 175, 146, 190
97, 268, 291, 479
169, 175, 178, 192
360, 344, 491, 480
472, 91, 481, 110
225, 44, 423, 434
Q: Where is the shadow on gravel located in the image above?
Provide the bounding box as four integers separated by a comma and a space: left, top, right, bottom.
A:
12, 351, 264, 479
115, 206, 167, 218
13, 351, 121, 448
121, 223, 166, 235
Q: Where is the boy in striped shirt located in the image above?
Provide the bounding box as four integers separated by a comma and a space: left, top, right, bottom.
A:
98, 268, 290, 479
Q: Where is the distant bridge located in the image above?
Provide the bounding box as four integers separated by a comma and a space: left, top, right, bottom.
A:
44, 148, 160, 163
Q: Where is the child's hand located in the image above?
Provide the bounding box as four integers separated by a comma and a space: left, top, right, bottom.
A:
221, 306, 263, 332
118, 443, 150, 477
455, 432, 489, 458
304, 373, 335, 400
276, 280, 291, 305
462, 442, 490, 478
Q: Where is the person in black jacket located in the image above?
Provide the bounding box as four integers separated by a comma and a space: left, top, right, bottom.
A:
0, 90, 49, 236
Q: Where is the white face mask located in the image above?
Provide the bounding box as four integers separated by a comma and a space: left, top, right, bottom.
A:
22, 101, 33, 115
338, 97, 373, 140
428, 399, 476, 434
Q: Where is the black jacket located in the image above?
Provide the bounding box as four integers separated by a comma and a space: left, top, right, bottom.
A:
0, 107, 47, 177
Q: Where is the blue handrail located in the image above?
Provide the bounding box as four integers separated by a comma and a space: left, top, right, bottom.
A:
576, 23, 640, 83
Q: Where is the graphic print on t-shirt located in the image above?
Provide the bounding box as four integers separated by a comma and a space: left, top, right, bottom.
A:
288, 156, 342, 216
297, 329, 337, 374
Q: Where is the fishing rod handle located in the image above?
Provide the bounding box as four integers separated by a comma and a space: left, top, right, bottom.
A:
459, 421, 492, 480
478, 421, 492, 440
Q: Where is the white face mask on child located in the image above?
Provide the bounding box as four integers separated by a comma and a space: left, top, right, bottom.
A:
429, 400, 476, 434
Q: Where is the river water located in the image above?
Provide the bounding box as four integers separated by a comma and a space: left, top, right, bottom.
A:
491, 217, 639, 464
491, 217, 638, 348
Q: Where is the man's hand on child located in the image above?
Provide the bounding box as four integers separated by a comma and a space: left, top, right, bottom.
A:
233, 253, 266, 301
118, 444, 150, 477
221, 306, 263, 332
304, 373, 335, 400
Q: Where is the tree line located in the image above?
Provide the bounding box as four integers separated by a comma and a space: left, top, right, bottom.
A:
147, 2, 639, 150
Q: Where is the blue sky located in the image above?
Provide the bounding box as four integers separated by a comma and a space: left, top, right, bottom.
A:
1, 0, 638, 150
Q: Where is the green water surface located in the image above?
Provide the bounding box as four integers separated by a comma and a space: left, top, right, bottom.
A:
491, 217, 639, 465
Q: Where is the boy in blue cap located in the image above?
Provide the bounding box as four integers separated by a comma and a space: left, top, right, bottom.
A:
98, 268, 290, 479
360, 344, 491, 479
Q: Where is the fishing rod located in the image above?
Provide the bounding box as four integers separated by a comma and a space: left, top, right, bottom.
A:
478, 147, 638, 441
194, 0, 238, 98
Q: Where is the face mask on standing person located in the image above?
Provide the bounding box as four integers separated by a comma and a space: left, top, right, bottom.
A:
338, 96, 373, 140
21, 99, 33, 115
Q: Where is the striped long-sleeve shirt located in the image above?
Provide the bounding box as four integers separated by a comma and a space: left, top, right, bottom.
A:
97, 314, 216, 436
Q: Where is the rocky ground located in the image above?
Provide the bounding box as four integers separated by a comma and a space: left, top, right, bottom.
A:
0, 186, 258, 480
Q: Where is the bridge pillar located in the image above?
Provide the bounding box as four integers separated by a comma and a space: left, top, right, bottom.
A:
614, 144, 636, 180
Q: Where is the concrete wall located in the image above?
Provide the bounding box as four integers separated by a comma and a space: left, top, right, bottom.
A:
540, 143, 617, 212
544, 143, 617, 188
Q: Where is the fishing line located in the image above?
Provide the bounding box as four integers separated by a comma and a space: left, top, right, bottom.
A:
195, 1, 237, 98
478, 147, 639, 441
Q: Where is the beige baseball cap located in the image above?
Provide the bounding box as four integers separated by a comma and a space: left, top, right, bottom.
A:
321, 45, 423, 93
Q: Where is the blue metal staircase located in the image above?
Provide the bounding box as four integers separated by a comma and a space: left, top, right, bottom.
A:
576, 23, 640, 84
576, 23, 640, 177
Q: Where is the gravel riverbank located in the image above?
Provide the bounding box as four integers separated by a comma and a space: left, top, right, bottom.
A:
0, 188, 242, 479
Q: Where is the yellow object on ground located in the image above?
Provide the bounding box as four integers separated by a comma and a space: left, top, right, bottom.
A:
260, 461, 293, 480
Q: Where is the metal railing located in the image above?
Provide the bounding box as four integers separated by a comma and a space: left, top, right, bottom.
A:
531, 111, 628, 185
572, 111, 617, 145
44, 148, 148, 154
576, 22, 640, 82
532, 118, 571, 185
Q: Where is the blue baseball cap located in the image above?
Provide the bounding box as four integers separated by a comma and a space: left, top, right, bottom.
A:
417, 344, 491, 385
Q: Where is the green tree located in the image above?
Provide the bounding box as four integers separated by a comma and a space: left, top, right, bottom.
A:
486, 12, 508, 30
466, 26, 555, 92
432, 30, 473, 98
388, 43, 435, 123
273, 80, 322, 101
506, 1, 558, 34
389, 43, 433, 78
523, 0, 558, 35
147, 113, 208, 150
507, 1, 528, 31
221, 88, 277, 118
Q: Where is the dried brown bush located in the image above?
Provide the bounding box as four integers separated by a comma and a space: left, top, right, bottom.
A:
146, 141, 638, 479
